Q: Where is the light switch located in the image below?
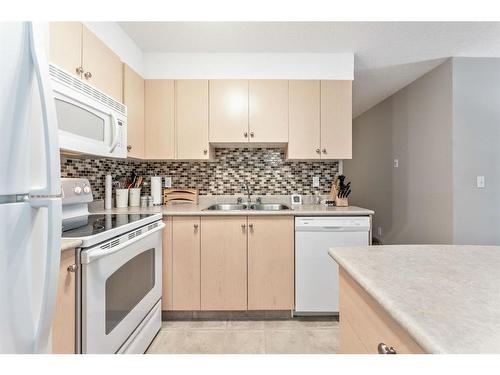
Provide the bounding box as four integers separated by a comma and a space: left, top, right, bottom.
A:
393, 159, 399, 168
312, 176, 320, 187
164, 176, 172, 188
477, 176, 485, 188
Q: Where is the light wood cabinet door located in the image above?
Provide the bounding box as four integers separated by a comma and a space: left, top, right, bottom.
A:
145, 80, 175, 159
123, 64, 144, 159
200, 216, 248, 310
162, 218, 173, 311
287, 80, 321, 159
247, 216, 294, 310
172, 216, 201, 310
176, 80, 210, 159
320, 80, 352, 159
49, 22, 83, 78
81, 25, 123, 101
209, 80, 249, 143
52, 249, 76, 354
249, 80, 289, 143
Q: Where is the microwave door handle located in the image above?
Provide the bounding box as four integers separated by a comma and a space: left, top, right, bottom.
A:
28, 22, 61, 197
109, 113, 120, 153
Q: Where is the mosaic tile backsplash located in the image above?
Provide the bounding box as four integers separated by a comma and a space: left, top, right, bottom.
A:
61, 148, 339, 200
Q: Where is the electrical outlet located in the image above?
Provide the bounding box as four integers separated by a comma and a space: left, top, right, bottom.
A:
378, 227, 382, 237
312, 176, 320, 187
477, 176, 485, 188
164, 176, 172, 188
393, 159, 399, 168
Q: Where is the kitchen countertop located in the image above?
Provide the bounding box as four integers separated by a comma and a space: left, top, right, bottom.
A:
89, 196, 374, 216
328, 245, 500, 354
61, 238, 82, 251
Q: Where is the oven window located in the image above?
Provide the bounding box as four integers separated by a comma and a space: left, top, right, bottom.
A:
55, 99, 105, 141
105, 248, 155, 334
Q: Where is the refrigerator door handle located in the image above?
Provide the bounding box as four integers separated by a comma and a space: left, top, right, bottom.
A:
30, 197, 62, 353
28, 22, 61, 198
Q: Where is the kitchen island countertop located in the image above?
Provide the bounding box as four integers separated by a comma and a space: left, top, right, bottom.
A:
328, 245, 500, 354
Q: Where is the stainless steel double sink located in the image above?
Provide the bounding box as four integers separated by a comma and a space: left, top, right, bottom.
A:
204, 203, 291, 211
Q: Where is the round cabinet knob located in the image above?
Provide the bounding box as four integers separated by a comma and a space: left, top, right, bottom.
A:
203, 149, 208, 154
74, 186, 82, 195
248, 223, 254, 230
377, 343, 397, 354
67, 264, 77, 273
250, 132, 254, 138
322, 148, 327, 154
84, 71, 92, 80
127, 145, 132, 152
83, 186, 91, 194
194, 224, 199, 229
244, 132, 248, 138
241, 224, 246, 229
316, 148, 321, 154
75, 66, 84, 75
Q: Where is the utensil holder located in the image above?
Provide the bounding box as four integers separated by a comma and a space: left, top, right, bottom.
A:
115, 188, 129, 208
129, 188, 141, 207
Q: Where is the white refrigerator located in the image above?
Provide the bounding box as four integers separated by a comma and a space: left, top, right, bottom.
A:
0, 22, 62, 353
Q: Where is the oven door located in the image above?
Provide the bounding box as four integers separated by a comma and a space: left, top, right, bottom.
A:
81, 222, 164, 353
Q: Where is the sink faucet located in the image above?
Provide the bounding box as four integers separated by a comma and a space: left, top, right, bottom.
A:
243, 182, 252, 203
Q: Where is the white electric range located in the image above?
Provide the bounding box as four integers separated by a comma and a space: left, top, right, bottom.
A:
61, 178, 164, 354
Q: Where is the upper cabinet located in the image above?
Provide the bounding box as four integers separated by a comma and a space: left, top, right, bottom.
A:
320, 80, 352, 159
49, 22, 123, 102
49, 22, 83, 79
288, 80, 321, 159
144, 80, 175, 159
175, 80, 211, 160
209, 80, 249, 143
249, 80, 289, 143
123, 64, 145, 159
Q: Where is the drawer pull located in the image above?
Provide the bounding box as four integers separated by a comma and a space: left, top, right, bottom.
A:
378, 343, 397, 354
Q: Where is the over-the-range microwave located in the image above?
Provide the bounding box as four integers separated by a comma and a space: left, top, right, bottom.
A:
49, 64, 127, 158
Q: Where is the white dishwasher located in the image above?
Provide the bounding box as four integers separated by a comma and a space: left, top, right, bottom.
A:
295, 216, 371, 315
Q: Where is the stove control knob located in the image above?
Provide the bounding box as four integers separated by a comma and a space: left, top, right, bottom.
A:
74, 186, 82, 195
83, 186, 91, 194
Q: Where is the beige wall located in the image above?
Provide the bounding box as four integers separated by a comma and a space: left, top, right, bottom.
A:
344, 60, 454, 244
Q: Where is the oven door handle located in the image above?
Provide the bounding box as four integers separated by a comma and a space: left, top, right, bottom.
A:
81, 222, 165, 264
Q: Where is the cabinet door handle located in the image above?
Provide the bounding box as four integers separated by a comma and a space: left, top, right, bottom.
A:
244, 132, 248, 138
75, 66, 84, 75
241, 224, 246, 229
127, 145, 132, 152
84, 71, 92, 80
248, 223, 254, 231
203, 149, 208, 154
316, 148, 321, 154
377, 343, 397, 354
193, 224, 199, 230
67, 264, 77, 273
250, 132, 254, 138
322, 148, 327, 154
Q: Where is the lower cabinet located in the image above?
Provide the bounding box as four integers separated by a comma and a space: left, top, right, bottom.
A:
201, 216, 248, 310
171, 216, 201, 310
247, 216, 294, 310
52, 248, 76, 354
164, 215, 294, 311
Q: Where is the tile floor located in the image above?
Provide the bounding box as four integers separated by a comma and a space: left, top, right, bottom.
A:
146, 318, 340, 354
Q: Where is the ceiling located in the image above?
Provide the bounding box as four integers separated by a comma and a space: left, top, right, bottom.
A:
118, 22, 500, 117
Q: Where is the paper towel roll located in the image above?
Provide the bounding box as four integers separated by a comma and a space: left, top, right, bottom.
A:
151, 176, 162, 205
105, 175, 112, 209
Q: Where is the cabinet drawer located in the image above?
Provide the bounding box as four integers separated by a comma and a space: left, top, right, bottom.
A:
339, 268, 424, 354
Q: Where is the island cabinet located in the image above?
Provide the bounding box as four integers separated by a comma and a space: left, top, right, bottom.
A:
49, 22, 123, 102
339, 268, 425, 354
144, 80, 175, 159
52, 249, 77, 354
123, 64, 145, 159
175, 80, 211, 160
163, 215, 294, 311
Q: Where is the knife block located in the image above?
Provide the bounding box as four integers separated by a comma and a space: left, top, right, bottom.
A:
330, 184, 349, 207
